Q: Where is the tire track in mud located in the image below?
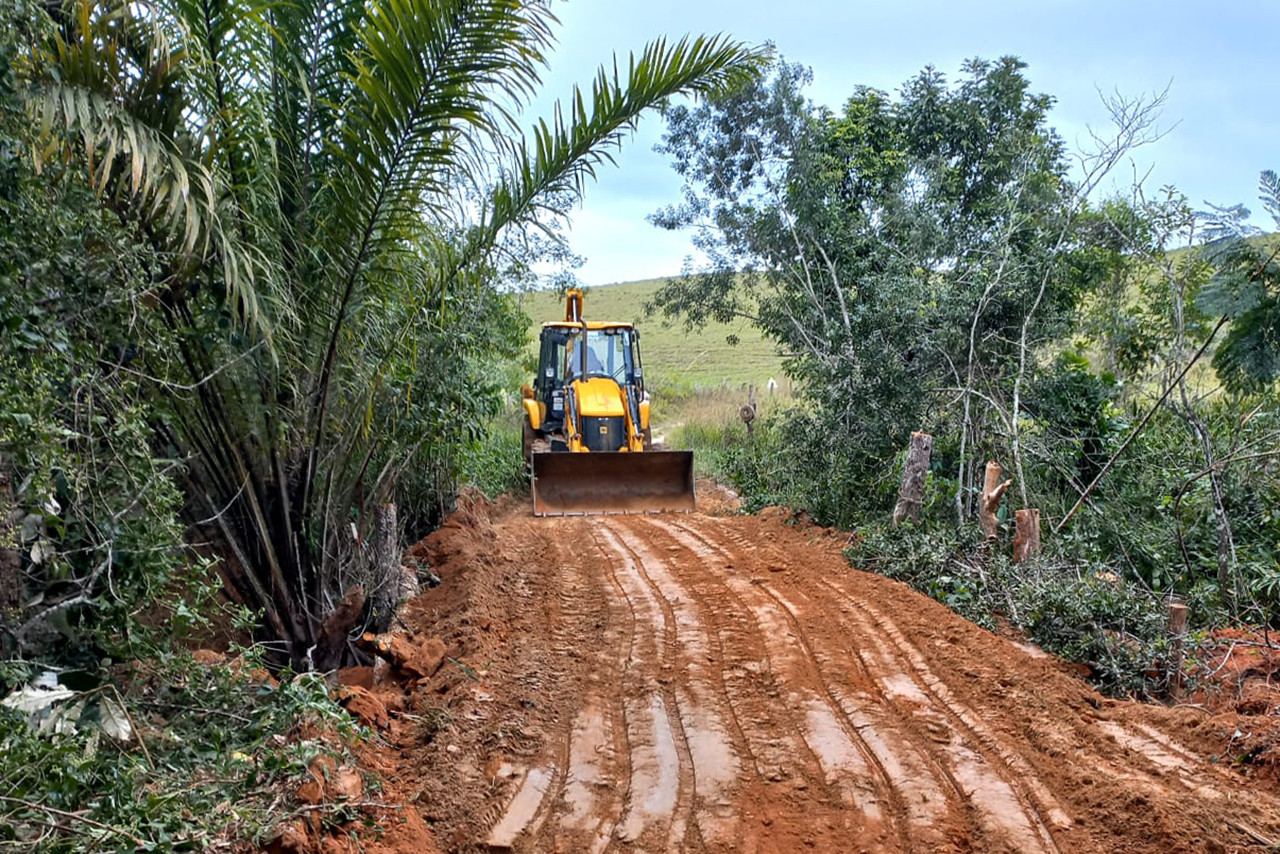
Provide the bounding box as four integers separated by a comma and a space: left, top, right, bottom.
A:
696, 513, 1272, 848
809, 575, 1065, 851
581, 523, 685, 853
594, 525, 699, 851
479, 525, 629, 854
624, 528, 824, 792
604, 522, 876, 854
630, 517, 908, 851
815, 571, 1071, 826
602, 526, 746, 850
415, 501, 1280, 854
802, 538, 1260, 844
545, 525, 630, 854
654, 515, 1066, 854
647, 517, 960, 850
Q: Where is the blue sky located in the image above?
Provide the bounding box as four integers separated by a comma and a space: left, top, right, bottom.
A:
530, 0, 1280, 285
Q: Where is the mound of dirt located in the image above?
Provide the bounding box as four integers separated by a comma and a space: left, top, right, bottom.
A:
1186, 628, 1280, 784
693, 478, 742, 515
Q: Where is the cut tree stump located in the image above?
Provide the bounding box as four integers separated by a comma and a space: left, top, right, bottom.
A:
979, 460, 1012, 542
1013, 509, 1042, 562
892, 432, 933, 526
314, 585, 366, 672
369, 503, 400, 634
1168, 600, 1190, 698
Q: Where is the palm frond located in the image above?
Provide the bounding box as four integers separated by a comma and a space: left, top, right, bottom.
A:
320, 0, 557, 261
477, 35, 768, 264
305, 0, 561, 425
21, 0, 272, 331
265, 0, 364, 274
1212, 299, 1280, 393
1259, 169, 1280, 227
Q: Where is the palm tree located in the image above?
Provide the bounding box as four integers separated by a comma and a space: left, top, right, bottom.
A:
19, 0, 764, 668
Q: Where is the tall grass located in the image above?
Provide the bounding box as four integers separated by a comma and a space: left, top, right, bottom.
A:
459, 411, 527, 498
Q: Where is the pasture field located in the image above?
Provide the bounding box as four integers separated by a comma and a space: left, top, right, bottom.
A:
516, 277, 786, 391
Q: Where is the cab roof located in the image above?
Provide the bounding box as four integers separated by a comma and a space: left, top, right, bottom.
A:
540, 321, 635, 330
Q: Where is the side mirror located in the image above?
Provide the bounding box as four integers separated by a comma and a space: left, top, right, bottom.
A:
521, 385, 535, 400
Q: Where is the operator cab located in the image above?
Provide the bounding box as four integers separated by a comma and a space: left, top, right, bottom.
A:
534, 324, 644, 435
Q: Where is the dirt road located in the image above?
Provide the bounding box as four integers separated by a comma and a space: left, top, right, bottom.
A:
370, 496, 1280, 854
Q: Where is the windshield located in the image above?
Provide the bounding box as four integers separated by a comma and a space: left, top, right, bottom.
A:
566, 327, 634, 383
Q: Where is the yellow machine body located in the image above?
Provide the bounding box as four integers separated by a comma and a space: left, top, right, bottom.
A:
524, 290, 695, 515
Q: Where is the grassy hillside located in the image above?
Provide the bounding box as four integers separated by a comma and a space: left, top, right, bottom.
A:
515, 278, 787, 391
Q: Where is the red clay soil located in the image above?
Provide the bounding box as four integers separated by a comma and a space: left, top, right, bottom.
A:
345, 487, 1280, 854
1188, 627, 1280, 789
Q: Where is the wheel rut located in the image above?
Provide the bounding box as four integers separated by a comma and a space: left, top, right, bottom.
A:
652, 516, 974, 851
406, 497, 1280, 854
595, 525, 700, 851
638, 518, 910, 845
547, 525, 630, 854
685, 516, 1067, 852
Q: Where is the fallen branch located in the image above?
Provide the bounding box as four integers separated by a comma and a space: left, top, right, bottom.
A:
1056, 315, 1229, 533
136, 699, 254, 724
294, 800, 398, 813
1230, 820, 1278, 848
0, 796, 148, 846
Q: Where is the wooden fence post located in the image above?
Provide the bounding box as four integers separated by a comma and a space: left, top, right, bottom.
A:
1013, 509, 1041, 562
1168, 600, 1190, 699
892, 432, 933, 526
739, 404, 756, 438
979, 461, 1012, 542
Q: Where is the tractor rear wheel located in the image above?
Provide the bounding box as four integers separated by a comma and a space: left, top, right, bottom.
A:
522, 419, 535, 468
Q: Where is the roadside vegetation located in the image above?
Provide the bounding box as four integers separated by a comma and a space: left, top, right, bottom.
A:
644, 57, 1280, 698
0, 0, 760, 848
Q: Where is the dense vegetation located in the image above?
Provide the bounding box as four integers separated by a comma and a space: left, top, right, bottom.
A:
651, 58, 1280, 695
0, 0, 759, 847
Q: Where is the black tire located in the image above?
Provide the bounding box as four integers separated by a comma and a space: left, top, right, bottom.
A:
642, 427, 654, 451
522, 419, 535, 469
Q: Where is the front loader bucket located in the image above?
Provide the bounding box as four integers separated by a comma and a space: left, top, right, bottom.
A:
531, 451, 696, 516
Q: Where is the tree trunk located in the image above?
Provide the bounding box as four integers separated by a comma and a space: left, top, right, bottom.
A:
369, 503, 400, 634
1167, 599, 1189, 699
1013, 509, 1041, 563
0, 468, 20, 613
312, 585, 366, 672
1187, 417, 1236, 611
893, 432, 933, 526
979, 461, 1012, 542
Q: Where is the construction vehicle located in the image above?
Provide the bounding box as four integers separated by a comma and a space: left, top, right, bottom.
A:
521, 289, 695, 516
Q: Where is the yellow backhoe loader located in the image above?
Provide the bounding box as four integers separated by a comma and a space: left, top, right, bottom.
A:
521, 289, 695, 515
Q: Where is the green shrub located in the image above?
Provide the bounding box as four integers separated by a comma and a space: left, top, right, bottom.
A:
459, 413, 527, 499
847, 521, 1177, 697
674, 410, 899, 528
0, 651, 363, 852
